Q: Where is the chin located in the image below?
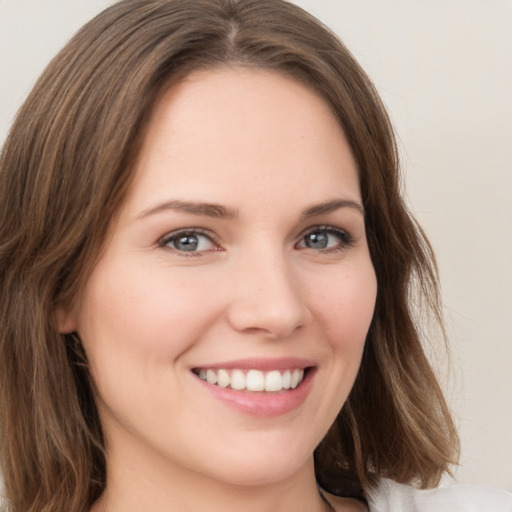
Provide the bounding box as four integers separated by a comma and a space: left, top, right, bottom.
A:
188, 432, 316, 488
207, 457, 310, 488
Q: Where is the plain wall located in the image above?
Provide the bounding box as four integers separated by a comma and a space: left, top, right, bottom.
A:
1, 0, 511, 491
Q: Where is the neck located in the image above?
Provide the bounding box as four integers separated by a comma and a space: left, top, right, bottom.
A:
93, 436, 329, 512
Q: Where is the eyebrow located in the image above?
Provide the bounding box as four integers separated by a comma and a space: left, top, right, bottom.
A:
136, 197, 364, 221
136, 200, 239, 220
301, 199, 364, 218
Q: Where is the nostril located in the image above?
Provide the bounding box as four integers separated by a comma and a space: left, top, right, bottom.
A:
226, 301, 312, 339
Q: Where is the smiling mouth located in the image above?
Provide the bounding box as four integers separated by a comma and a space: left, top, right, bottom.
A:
192, 368, 309, 392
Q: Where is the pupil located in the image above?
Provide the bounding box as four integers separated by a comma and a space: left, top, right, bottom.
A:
175, 234, 198, 251
306, 232, 328, 249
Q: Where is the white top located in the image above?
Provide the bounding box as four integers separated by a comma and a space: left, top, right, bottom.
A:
367, 478, 512, 512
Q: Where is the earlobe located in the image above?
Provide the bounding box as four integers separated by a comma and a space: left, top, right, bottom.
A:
55, 306, 78, 334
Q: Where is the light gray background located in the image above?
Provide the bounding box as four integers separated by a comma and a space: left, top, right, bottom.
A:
1, 0, 511, 491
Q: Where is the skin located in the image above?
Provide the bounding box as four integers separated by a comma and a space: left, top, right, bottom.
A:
61, 68, 375, 512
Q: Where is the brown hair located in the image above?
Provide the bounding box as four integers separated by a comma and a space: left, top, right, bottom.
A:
0, 0, 459, 510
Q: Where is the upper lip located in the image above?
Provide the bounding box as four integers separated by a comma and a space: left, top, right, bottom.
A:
191, 357, 315, 371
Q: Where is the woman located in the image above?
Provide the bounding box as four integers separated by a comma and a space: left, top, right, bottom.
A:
0, 1, 510, 511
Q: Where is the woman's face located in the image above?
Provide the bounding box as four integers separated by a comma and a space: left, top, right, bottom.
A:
62, 68, 377, 487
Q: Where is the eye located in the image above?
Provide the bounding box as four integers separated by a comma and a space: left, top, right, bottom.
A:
296, 226, 353, 252
159, 229, 219, 254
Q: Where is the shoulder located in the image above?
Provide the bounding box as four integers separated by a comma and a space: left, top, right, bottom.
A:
366, 478, 512, 512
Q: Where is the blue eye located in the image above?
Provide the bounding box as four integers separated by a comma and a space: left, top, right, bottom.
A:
297, 227, 352, 252
160, 230, 217, 253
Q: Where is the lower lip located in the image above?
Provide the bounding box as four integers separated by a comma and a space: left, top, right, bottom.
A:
194, 369, 316, 417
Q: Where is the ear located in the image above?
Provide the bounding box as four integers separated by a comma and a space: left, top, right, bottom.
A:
55, 306, 78, 334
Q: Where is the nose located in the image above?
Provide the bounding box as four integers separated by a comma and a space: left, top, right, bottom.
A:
226, 252, 313, 339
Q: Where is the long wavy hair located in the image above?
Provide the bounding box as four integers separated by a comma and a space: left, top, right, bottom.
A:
0, 1, 459, 510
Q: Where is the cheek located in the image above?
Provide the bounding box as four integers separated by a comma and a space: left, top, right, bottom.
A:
80, 265, 217, 350
299, 262, 376, 434
309, 263, 377, 355
76, 265, 229, 431
76, 263, 228, 398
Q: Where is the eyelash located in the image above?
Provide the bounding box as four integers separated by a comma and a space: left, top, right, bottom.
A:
158, 228, 221, 256
296, 225, 354, 254
158, 225, 354, 256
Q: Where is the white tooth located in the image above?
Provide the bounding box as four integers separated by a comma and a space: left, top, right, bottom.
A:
217, 369, 230, 388
198, 369, 206, 380
298, 368, 304, 383
290, 369, 300, 389
282, 370, 291, 389
206, 369, 218, 385
246, 370, 265, 391
265, 370, 283, 392
231, 369, 246, 390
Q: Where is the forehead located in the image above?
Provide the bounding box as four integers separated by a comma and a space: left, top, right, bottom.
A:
124, 67, 360, 217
